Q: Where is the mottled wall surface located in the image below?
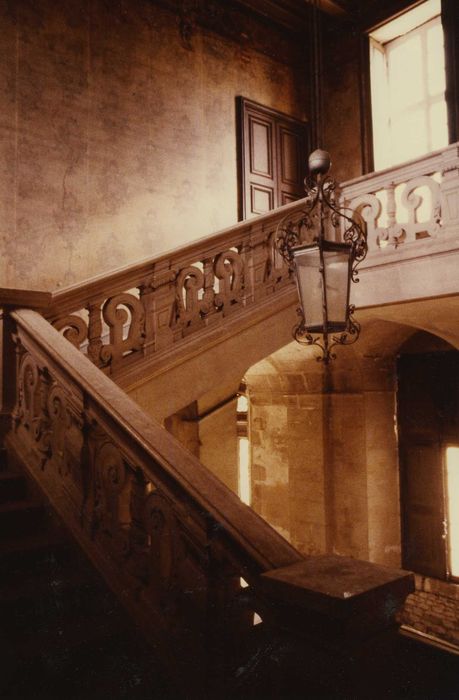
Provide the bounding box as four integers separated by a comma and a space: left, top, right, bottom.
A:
245, 343, 400, 564
321, 18, 364, 183
198, 398, 239, 494
0, 0, 308, 290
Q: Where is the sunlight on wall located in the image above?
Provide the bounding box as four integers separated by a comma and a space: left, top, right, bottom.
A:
238, 437, 251, 505
446, 446, 459, 578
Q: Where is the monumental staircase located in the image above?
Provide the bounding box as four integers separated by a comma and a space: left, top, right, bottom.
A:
1, 144, 459, 697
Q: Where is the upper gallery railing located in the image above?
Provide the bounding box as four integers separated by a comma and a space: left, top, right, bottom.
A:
340, 143, 459, 258
1, 143, 458, 380
3, 308, 413, 695
42, 202, 298, 377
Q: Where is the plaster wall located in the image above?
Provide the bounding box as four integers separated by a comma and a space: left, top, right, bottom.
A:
0, 0, 308, 290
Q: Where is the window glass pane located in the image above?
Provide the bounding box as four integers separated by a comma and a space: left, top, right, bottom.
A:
390, 108, 428, 163
370, 41, 391, 170
429, 100, 448, 151
323, 249, 349, 327
370, 9, 448, 168
388, 35, 423, 112
427, 21, 446, 97
294, 246, 323, 331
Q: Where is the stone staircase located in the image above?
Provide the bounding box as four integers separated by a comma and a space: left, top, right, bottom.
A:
0, 448, 178, 700
2, 453, 459, 699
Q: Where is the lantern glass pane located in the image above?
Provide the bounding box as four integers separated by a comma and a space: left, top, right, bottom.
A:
293, 245, 323, 331
323, 247, 351, 329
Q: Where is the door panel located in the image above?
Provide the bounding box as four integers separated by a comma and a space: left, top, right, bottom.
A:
238, 97, 309, 219
249, 117, 274, 177
250, 184, 275, 215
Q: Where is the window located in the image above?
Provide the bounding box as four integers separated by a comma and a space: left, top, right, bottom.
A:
370, 0, 448, 170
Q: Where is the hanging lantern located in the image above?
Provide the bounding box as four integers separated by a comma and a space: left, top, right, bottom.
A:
277, 150, 367, 363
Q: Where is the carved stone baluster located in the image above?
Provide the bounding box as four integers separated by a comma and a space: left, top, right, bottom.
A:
175, 265, 205, 329
441, 145, 459, 235
348, 194, 384, 251
384, 183, 406, 247
86, 301, 103, 365
386, 183, 396, 229
127, 467, 150, 582
93, 439, 131, 560
150, 262, 176, 350
401, 175, 441, 240
238, 238, 257, 303
52, 315, 88, 350
138, 281, 155, 356
100, 293, 145, 369
201, 257, 216, 319
214, 250, 244, 314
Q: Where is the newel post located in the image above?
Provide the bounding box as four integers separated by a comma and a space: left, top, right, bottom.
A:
257, 555, 414, 697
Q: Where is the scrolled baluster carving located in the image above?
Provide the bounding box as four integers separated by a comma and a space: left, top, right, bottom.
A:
86, 302, 104, 365
13, 352, 51, 467
201, 258, 216, 316
100, 293, 145, 367
94, 440, 132, 558
347, 194, 387, 252
214, 250, 244, 310
52, 315, 88, 349
125, 467, 150, 583
401, 175, 441, 240
175, 265, 205, 326
47, 383, 84, 489
143, 490, 182, 605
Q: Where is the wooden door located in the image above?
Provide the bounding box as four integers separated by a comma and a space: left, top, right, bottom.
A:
237, 98, 308, 219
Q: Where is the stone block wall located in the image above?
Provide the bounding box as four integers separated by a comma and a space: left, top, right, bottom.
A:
400, 574, 459, 649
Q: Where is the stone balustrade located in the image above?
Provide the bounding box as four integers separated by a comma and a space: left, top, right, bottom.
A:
41, 200, 298, 380
1, 143, 458, 380
340, 142, 459, 257
340, 143, 459, 308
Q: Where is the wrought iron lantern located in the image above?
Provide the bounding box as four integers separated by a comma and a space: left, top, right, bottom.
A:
277, 149, 367, 363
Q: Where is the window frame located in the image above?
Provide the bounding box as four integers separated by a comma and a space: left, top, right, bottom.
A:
369, 11, 448, 170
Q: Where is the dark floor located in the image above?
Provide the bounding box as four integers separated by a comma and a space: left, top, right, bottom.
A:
0, 539, 180, 700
